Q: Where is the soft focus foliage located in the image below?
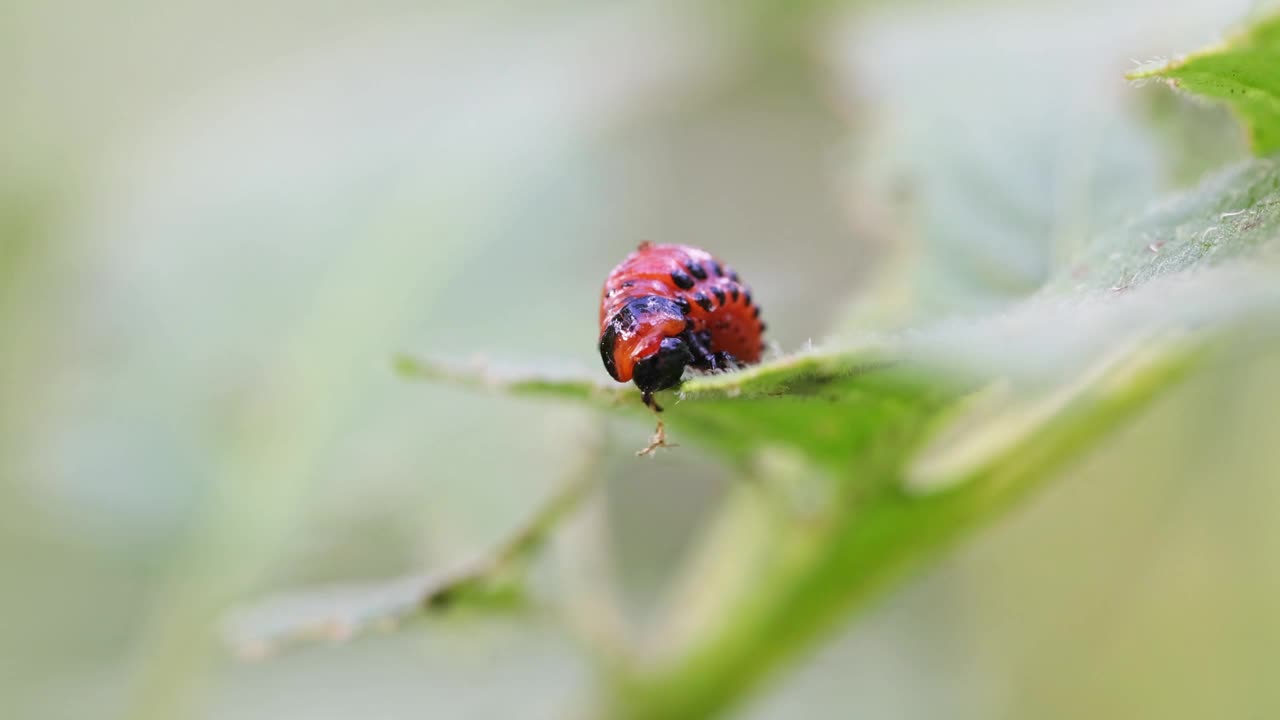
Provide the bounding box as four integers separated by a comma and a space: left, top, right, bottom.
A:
4, 1, 1280, 720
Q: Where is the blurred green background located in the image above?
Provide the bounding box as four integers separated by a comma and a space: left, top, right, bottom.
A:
5, 0, 1278, 718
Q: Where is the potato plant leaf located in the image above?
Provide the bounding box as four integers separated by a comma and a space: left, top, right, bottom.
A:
394, 155, 1280, 719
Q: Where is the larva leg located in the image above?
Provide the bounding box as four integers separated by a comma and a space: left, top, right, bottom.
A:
637, 398, 676, 456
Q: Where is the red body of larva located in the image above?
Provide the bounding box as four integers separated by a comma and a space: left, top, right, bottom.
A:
598, 242, 765, 406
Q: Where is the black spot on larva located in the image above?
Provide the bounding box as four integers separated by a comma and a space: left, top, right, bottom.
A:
712, 261, 724, 277
730, 286, 739, 302
694, 293, 713, 311
686, 261, 707, 280
612, 303, 638, 333
598, 325, 619, 380
759, 322, 768, 333
671, 269, 695, 289
730, 270, 740, 282
624, 294, 686, 323
752, 305, 760, 318
712, 287, 726, 305
743, 290, 753, 306
675, 296, 691, 314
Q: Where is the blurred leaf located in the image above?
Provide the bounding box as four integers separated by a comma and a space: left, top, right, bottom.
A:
224, 431, 604, 658
1129, 12, 1280, 154
405, 153, 1280, 718
829, 5, 1183, 325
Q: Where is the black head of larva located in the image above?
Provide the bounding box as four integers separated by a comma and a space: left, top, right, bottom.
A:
632, 335, 693, 395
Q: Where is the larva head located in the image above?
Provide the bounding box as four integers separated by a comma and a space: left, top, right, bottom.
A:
631, 335, 693, 394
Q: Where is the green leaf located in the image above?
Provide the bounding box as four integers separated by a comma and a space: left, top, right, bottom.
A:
599, 341, 1203, 720
399, 154, 1280, 719
1129, 13, 1280, 155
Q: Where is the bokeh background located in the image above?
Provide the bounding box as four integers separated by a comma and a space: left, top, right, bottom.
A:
5, 0, 1278, 718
